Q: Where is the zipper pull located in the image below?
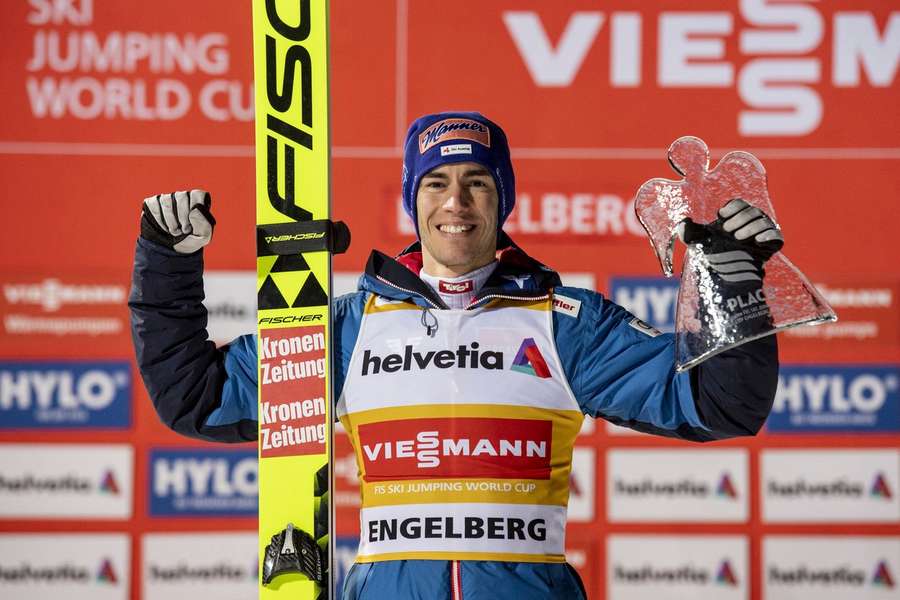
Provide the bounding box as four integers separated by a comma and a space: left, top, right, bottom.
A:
420, 307, 438, 337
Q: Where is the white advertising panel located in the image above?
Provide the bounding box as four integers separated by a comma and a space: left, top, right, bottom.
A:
608, 449, 748, 522
761, 449, 899, 523
608, 535, 748, 600
0, 444, 133, 519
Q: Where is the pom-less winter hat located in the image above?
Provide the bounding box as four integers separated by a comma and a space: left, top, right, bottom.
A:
401, 112, 515, 237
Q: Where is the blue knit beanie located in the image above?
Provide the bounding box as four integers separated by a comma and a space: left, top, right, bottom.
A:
401, 112, 515, 237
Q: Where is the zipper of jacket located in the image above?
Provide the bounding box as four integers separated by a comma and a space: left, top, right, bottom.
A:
466, 292, 550, 310
375, 274, 442, 308
451, 560, 462, 600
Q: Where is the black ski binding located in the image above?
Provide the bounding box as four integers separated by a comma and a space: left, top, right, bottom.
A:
257, 219, 351, 256
261, 522, 325, 586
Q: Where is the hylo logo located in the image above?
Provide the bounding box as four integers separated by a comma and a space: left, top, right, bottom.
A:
511, 338, 551, 378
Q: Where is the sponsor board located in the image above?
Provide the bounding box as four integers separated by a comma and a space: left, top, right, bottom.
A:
149, 448, 257, 517
398, 191, 646, 240
578, 416, 595, 436
202, 271, 257, 345
769, 365, 900, 432
0, 533, 129, 600
605, 420, 645, 436
0, 361, 131, 429
565, 539, 597, 599
0, 276, 128, 345
142, 532, 256, 600
16, 1, 253, 132
258, 326, 328, 458
764, 536, 899, 599
761, 449, 900, 523
608, 449, 748, 522
334, 430, 361, 526
608, 535, 748, 600
334, 537, 359, 598
0, 444, 132, 519
783, 281, 898, 347
608, 277, 680, 333
568, 447, 596, 522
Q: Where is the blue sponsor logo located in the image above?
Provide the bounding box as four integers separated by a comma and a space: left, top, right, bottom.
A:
608, 276, 680, 333
334, 537, 359, 597
768, 365, 900, 432
0, 361, 131, 429
149, 448, 258, 516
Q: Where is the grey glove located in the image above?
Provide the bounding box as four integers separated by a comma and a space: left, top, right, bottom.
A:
141, 190, 215, 254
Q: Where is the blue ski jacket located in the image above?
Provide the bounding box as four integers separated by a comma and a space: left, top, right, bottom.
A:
129, 233, 778, 600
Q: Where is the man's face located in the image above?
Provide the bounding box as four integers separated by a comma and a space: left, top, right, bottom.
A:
416, 162, 499, 277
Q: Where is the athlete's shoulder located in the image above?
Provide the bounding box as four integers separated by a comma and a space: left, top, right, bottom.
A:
550, 286, 606, 321
334, 291, 368, 317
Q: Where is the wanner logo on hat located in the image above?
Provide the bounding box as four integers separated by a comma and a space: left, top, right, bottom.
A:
873, 561, 895, 588
716, 560, 739, 586
419, 118, 491, 154
716, 473, 738, 499
511, 338, 551, 378
871, 472, 893, 499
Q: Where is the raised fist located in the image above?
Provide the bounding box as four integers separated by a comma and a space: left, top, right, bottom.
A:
141, 189, 216, 254
677, 198, 784, 283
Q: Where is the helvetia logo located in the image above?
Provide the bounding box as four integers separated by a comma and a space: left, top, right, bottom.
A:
96, 559, 118, 584
716, 473, 738, 499
360, 342, 503, 375
873, 560, 895, 588
716, 560, 738, 586
871, 472, 893, 499
511, 338, 551, 378
98, 470, 119, 495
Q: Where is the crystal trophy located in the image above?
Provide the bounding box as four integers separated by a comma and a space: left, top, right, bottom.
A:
634, 136, 837, 371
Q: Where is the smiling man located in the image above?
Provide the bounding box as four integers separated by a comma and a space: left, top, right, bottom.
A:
130, 111, 782, 599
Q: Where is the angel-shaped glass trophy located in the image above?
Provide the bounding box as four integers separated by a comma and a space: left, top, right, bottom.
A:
634, 136, 837, 371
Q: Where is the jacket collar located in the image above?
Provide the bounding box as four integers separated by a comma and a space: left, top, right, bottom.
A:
359, 232, 562, 309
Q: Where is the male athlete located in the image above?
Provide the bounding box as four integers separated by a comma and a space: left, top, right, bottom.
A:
130, 112, 781, 599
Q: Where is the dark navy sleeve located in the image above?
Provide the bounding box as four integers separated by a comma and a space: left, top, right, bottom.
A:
552, 286, 777, 442
128, 238, 257, 443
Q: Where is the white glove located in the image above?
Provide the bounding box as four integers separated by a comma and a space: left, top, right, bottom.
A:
140, 189, 215, 254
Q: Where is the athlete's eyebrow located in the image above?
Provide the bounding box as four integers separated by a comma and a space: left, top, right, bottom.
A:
463, 167, 491, 177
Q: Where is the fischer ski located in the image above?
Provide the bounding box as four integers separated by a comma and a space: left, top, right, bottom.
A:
252, 1, 346, 598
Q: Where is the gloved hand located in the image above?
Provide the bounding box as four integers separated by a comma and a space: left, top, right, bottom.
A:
141, 190, 216, 254
677, 198, 783, 283
677, 198, 784, 337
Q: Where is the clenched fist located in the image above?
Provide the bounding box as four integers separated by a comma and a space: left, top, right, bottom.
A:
141, 190, 216, 254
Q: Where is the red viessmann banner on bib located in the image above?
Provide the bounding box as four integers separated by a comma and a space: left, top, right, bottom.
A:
358, 417, 553, 481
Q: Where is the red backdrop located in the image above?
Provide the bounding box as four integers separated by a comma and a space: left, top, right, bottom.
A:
1, 1, 898, 599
